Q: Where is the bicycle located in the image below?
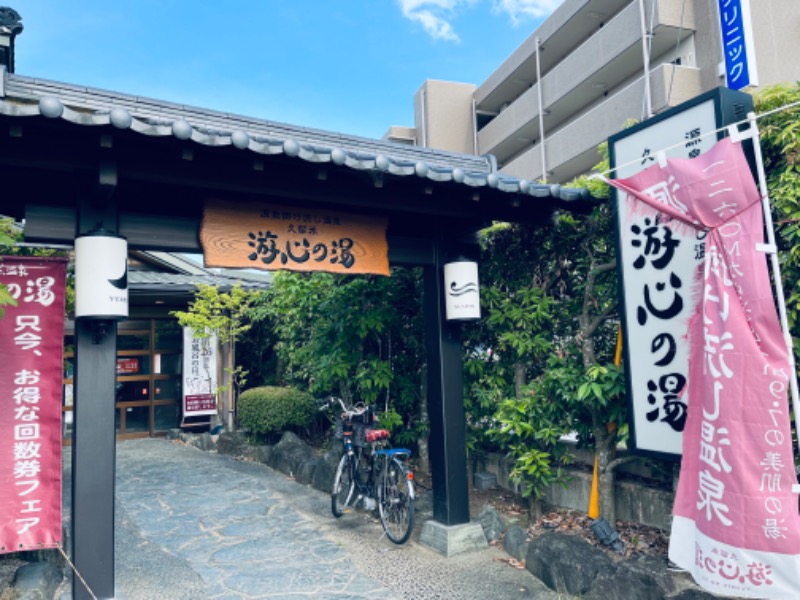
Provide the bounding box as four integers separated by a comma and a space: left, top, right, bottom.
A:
326, 397, 415, 544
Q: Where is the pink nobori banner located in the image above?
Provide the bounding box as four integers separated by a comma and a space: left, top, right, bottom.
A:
611, 138, 800, 598
0, 257, 67, 554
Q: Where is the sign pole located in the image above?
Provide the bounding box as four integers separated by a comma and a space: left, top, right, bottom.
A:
733, 115, 800, 467
72, 163, 123, 600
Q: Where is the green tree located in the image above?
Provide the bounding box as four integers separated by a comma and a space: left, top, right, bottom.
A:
257, 268, 427, 452
235, 290, 280, 388
172, 283, 255, 429
464, 216, 582, 454
552, 179, 629, 525
472, 143, 633, 524
0, 219, 18, 317
0, 283, 14, 318
754, 83, 800, 358
0, 216, 74, 318
489, 359, 576, 519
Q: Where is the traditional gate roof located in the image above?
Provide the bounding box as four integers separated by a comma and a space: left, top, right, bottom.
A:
2, 71, 593, 199
0, 66, 596, 257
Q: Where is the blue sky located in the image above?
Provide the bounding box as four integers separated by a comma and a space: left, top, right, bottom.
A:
16, 1, 561, 140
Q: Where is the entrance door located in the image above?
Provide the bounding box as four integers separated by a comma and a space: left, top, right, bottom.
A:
115, 320, 182, 438
63, 319, 183, 441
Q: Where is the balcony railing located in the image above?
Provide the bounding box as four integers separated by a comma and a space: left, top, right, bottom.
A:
478, 0, 696, 166
501, 64, 703, 183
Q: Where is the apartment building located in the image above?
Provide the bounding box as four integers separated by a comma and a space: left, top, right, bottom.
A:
388, 0, 800, 184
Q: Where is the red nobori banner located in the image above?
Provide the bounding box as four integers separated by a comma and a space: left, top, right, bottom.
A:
610, 139, 800, 597
0, 256, 67, 554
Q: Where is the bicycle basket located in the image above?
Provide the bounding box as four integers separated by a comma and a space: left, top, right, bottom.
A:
352, 422, 368, 447
334, 408, 373, 446
334, 417, 354, 440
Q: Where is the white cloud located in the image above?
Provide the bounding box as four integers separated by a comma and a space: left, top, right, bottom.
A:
492, 0, 562, 25
397, 0, 561, 41
397, 0, 472, 42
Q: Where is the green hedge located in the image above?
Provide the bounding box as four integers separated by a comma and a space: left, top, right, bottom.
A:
238, 386, 317, 438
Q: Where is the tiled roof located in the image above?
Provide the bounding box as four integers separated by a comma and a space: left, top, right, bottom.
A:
0, 70, 591, 203
129, 271, 271, 292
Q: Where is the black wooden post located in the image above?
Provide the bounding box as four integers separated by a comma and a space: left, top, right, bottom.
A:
423, 239, 470, 526
72, 164, 119, 599
71, 320, 117, 599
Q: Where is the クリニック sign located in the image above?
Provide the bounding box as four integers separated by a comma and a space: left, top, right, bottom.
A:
610, 138, 800, 598
718, 0, 758, 91
0, 256, 67, 554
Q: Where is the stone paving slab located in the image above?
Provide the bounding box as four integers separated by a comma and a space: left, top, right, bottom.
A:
58, 438, 558, 599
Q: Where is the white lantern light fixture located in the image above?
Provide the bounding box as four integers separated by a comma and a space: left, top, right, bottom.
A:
74, 231, 129, 320
444, 260, 481, 321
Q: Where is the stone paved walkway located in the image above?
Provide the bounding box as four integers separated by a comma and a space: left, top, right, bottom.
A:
60, 438, 558, 599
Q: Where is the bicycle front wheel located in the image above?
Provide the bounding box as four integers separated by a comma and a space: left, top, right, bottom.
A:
332, 454, 355, 518
377, 457, 415, 544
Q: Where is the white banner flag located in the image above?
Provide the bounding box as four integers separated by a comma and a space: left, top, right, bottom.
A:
182, 327, 218, 417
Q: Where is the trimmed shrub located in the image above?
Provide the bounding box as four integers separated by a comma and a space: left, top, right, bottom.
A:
238, 386, 317, 441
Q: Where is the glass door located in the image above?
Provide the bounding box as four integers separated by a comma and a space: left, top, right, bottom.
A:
117, 321, 154, 436
116, 320, 182, 438
62, 319, 183, 442
151, 320, 183, 432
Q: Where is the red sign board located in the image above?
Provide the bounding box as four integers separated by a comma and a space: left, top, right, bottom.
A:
116, 357, 139, 375
0, 257, 67, 554
184, 394, 217, 413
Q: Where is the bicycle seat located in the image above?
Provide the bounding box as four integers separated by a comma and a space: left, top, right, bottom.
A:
365, 428, 390, 443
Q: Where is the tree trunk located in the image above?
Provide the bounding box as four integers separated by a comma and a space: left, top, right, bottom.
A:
595, 425, 616, 526
579, 257, 620, 525
527, 496, 544, 522
525, 496, 544, 525
225, 339, 236, 430
673, 462, 680, 493
229, 337, 237, 429
275, 354, 284, 386
417, 364, 430, 475
216, 338, 227, 430
514, 362, 526, 398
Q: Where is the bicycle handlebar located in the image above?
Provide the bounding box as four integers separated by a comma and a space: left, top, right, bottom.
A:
320, 396, 368, 419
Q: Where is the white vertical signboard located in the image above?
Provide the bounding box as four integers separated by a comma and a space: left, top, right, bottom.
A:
444, 260, 481, 321
182, 328, 218, 417
609, 88, 753, 458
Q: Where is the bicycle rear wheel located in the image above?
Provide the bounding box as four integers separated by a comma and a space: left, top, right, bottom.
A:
331, 454, 355, 518
377, 457, 415, 544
